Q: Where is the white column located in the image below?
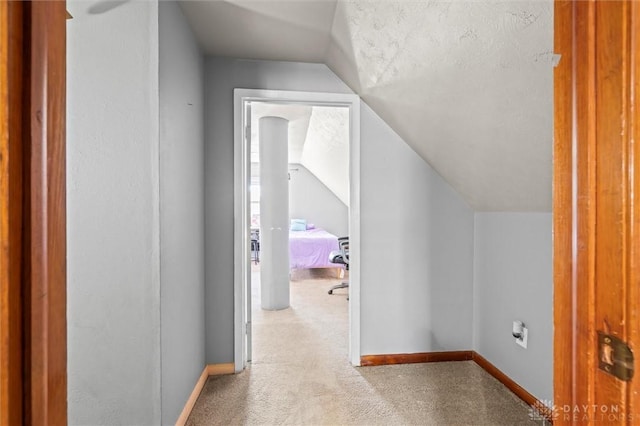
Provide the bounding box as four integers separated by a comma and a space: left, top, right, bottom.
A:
259, 117, 290, 310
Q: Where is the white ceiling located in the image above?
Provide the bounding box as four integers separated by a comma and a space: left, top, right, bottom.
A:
250, 102, 313, 164
181, 0, 553, 211
301, 106, 350, 205
250, 103, 350, 205
180, 0, 337, 63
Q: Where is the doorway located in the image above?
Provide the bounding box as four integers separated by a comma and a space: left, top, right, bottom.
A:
233, 89, 361, 372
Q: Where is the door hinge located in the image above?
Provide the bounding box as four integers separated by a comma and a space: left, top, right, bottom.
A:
245, 321, 251, 335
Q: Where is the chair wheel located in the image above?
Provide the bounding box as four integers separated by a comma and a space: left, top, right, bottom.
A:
328, 290, 333, 295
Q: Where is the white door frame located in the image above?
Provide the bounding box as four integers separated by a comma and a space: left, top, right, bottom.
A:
233, 88, 361, 372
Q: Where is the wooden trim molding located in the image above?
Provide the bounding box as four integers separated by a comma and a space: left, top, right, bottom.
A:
552, 1, 576, 419
206, 363, 235, 376
25, 2, 68, 424
0, 1, 24, 423
1, 1, 67, 424
175, 363, 236, 426
360, 351, 473, 366
553, 1, 640, 421
175, 367, 209, 426
471, 352, 552, 421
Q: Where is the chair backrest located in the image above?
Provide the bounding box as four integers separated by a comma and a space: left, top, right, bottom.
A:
338, 237, 349, 265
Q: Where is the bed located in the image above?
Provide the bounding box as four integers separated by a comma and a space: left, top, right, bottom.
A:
289, 228, 343, 271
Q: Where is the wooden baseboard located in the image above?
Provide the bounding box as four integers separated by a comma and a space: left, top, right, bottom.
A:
471, 352, 536, 406
472, 352, 553, 423
360, 350, 473, 366
206, 363, 235, 376
175, 367, 209, 426
175, 363, 236, 426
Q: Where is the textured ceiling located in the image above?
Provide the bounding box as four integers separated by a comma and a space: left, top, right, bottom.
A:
301, 106, 350, 205
250, 102, 313, 165
181, 0, 553, 211
250, 103, 350, 205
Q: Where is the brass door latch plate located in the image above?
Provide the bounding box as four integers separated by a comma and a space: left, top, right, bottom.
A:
598, 331, 634, 381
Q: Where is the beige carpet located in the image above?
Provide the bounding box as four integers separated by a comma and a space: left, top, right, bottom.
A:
187, 267, 542, 426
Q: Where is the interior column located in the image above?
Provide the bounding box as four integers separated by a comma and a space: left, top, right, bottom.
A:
259, 116, 290, 310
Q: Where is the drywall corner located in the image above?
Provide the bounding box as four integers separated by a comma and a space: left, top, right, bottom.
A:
473, 212, 553, 401
159, 1, 206, 424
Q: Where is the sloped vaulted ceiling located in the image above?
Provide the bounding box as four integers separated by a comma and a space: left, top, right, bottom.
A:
250, 103, 350, 205
181, 0, 553, 211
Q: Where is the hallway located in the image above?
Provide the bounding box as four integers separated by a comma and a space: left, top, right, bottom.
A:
186, 268, 539, 425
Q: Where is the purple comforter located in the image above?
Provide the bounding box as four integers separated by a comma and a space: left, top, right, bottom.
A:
289, 228, 341, 270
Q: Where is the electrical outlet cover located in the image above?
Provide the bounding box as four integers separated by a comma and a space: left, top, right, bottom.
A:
516, 327, 528, 349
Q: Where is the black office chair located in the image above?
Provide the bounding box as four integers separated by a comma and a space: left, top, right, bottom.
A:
328, 237, 349, 296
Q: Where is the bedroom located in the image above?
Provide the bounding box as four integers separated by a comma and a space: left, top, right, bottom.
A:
248, 101, 352, 363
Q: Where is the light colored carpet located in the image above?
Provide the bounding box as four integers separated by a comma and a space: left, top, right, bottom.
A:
187, 267, 541, 426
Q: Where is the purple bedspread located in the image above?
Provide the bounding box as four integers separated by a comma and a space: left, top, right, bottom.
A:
289, 228, 341, 270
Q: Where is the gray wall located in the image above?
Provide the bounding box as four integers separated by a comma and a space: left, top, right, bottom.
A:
289, 164, 348, 237
473, 213, 553, 401
159, 2, 206, 424
66, 1, 161, 424
360, 102, 474, 354
204, 57, 475, 362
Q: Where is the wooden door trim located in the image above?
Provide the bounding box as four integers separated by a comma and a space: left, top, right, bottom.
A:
0, 1, 67, 424
25, 2, 67, 424
629, 1, 640, 417
554, 1, 640, 423
554, 0, 598, 415
552, 1, 573, 416
0, 1, 25, 424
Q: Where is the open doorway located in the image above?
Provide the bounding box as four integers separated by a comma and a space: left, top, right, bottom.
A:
249, 101, 350, 364
233, 89, 361, 372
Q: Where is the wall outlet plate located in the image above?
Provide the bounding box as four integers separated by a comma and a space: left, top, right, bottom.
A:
516, 327, 528, 349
